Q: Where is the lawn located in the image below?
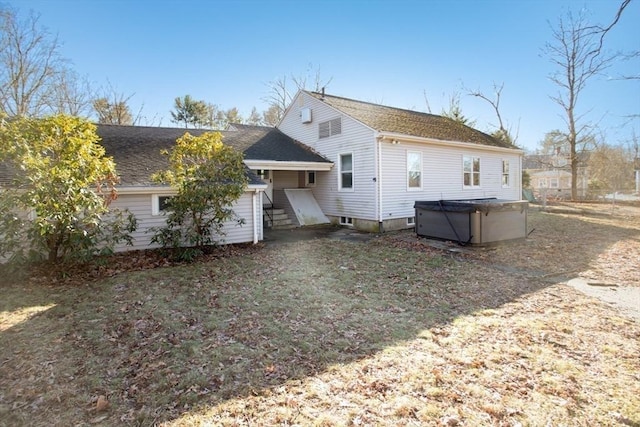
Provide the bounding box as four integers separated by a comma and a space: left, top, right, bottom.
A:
1, 204, 639, 426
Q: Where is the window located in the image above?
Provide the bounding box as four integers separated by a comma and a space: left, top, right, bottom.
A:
339, 153, 353, 190
152, 194, 175, 215
306, 171, 316, 187
407, 152, 422, 190
340, 216, 353, 225
463, 156, 480, 187
538, 178, 547, 188
549, 177, 559, 188
407, 216, 415, 225
319, 118, 341, 139
502, 160, 510, 187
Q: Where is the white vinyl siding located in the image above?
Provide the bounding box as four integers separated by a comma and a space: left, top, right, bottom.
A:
463, 155, 481, 188
109, 190, 259, 251
407, 151, 422, 190
380, 142, 522, 220
279, 92, 378, 221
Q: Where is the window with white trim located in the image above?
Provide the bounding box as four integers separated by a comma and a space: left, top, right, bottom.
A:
319, 118, 341, 139
407, 151, 422, 190
152, 194, 175, 215
306, 171, 316, 187
463, 156, 480, 187
339, 153, 353, 190
538, 178, 547, 188
502, 160, 510, 187
340, 216, 353, 226
549, 177, 559, 188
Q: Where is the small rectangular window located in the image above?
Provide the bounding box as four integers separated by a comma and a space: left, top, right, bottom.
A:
152, 194, 175, 215
306, 171, 316, 187
549, 177, 559, 188
407, 152, 422, 190
319, 117, 341, 139
538, 178, 547, 188
407, 217, 415, 225
502, 160, 510, 187
463, 155, 480, 188
340, 216, 353, 225
340, 153, 353, 190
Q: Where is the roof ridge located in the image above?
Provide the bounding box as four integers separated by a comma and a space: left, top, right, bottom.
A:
307, 90, 442, 119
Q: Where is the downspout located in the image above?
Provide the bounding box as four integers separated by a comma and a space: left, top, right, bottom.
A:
519, 155, 523, 199
376, 134, 384, 233
252, 190, 259, 244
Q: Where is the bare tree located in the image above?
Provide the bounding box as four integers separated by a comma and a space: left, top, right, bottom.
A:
48, 69, 94, 117
544, 2, 630, 200
0, 6, 66, 117
246, 107, 262, 126
466, 82, 518, 145
263, 64, 332, 125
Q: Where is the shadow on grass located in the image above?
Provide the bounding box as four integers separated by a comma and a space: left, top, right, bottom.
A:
0, 209, 637, 426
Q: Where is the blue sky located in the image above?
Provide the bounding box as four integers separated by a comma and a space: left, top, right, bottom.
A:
9, 0, 640, 151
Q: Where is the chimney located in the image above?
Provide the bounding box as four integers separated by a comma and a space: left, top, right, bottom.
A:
321, 87, 325, 100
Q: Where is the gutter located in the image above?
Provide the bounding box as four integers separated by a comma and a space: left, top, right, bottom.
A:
378, 132, 524, 154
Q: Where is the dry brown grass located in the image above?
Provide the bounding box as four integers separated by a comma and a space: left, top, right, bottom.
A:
1, 203, 639, 426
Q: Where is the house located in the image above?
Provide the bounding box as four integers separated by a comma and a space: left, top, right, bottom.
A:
523, 152, 589, 200
97, 124, 331, 251
277, 90, 524, 232
1, 90, 526, 255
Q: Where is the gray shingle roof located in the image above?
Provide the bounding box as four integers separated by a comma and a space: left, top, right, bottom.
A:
97, 124, 330, 187
306, 91, 517, 149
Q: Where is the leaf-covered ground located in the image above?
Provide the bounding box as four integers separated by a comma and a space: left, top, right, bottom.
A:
1, 203, 639, 426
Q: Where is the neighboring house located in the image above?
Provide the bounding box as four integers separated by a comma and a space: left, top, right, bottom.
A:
277, 90, 523, 232
523, 153, 589, 200
97, 124, 331, 251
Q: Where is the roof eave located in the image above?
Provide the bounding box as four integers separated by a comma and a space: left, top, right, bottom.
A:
244, 159, 333, 171
376, 131, 524, 154
116, 183, 267, 195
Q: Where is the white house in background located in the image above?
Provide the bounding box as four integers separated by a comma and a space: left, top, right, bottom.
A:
277, 90, 524, 232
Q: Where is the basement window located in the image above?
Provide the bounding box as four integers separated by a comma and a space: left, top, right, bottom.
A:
407, 216, 415, 226
340, 216, 353, 226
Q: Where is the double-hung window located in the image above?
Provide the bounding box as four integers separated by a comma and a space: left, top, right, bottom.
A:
407, 151, 422, 190
339, 153, 353, 190
463, 156, 480, 188
502, 160, 510, 187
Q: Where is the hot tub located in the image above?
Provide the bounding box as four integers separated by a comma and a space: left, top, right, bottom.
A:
414, 199, 528, 245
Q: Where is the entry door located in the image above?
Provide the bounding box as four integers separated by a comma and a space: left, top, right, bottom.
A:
258, 170, 273, 206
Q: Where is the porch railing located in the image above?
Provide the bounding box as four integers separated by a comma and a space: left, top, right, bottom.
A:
263, 192, 274, 226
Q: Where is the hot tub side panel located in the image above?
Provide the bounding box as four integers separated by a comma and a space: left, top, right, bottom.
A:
415, 209, 472, 242
476, 208, 528, 243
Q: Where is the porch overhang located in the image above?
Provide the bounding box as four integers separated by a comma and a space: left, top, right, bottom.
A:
244, 160, 333, 171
